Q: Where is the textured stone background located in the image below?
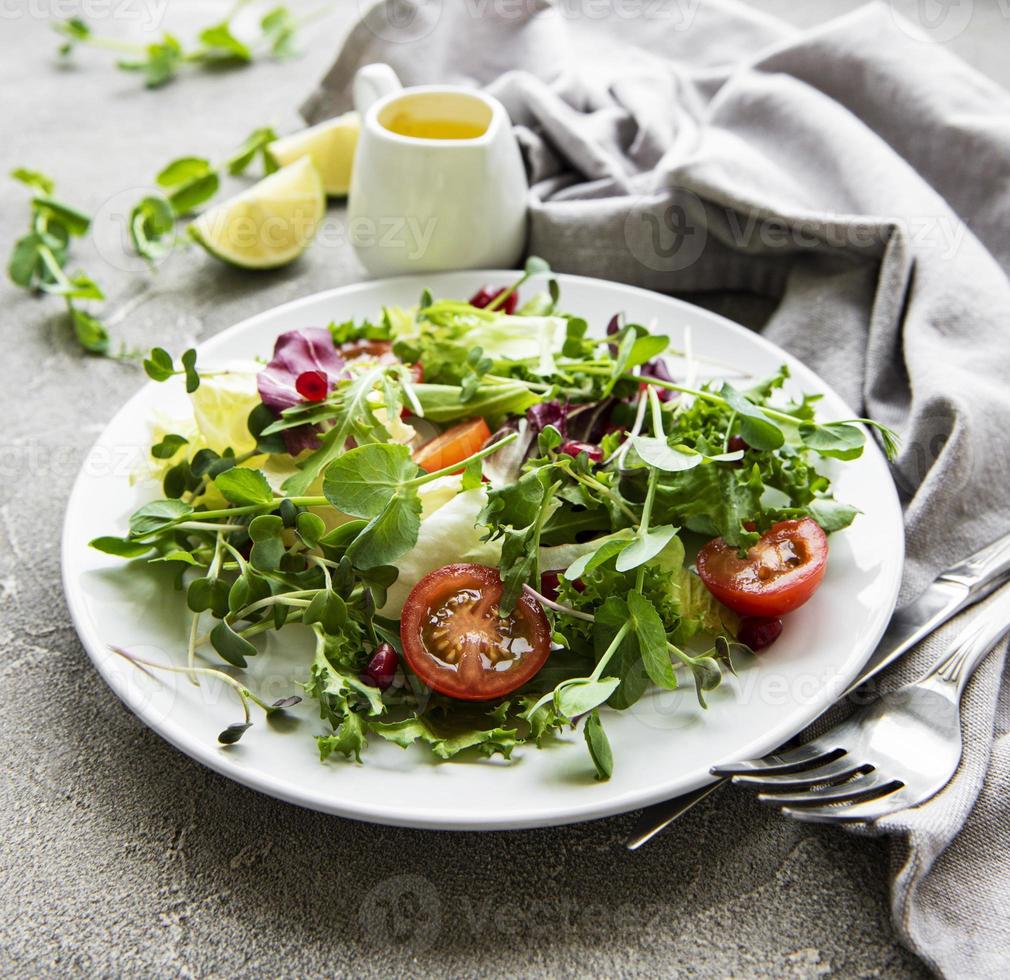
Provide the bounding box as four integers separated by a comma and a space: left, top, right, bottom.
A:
2, 2, 1007, 976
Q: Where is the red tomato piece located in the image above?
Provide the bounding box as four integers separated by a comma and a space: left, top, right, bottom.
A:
696, 517, 829, 618
412, 418, 491, 474
400, 563, 552, 701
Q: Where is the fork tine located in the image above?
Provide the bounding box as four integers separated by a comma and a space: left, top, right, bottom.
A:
731, 758, 867, 790
780, 781, 907, 823
711, 744, 843, 777
755, 771, 896, 807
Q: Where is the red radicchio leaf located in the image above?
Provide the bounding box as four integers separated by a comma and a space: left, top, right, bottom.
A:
257, 328, 345, 454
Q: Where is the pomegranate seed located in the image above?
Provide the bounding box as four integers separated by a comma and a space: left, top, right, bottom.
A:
295, 370, 329, 402
540, 570, 585, 600
727, 435, 749, 454
469, 286, 518, 315
540, 570, 562, 600
560, 440, 603, 463
738, 617, 783, 652
361, 643, 398, 691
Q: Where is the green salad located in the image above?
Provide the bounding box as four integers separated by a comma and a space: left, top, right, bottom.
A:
94, 258, 897, 781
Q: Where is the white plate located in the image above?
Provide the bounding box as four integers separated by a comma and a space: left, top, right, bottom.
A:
62, 272, 903, 830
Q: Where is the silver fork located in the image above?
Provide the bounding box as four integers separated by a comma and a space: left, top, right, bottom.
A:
711, 584, 1010, 823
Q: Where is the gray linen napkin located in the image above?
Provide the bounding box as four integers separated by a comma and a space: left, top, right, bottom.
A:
304, 2, 1010, 975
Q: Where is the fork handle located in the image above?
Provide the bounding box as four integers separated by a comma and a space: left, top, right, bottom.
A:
923, 583, 1010, 695
942, 529, 1010, 596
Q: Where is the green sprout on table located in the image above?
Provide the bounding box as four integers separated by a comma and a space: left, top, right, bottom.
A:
6, 168, 109, 354
53, 2, 331, 89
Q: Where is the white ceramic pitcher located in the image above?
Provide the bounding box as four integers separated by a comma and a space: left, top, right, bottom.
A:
347, 64, 529, 277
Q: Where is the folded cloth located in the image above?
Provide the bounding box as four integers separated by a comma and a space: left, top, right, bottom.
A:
304, 2, 1010, 975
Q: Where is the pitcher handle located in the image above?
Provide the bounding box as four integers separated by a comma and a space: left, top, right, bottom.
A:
353, 63, 402, 116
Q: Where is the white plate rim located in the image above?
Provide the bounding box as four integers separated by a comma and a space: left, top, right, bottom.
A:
61, 271, 904, 830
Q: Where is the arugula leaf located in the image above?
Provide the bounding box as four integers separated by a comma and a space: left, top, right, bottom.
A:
481, 468, 560, 612
282, 364, 389, 496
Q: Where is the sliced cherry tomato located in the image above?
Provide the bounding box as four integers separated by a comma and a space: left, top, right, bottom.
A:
696, 517, 828, 618
400, 563, 552, 701
337, 339, 423, 384
412, 417, 491, 474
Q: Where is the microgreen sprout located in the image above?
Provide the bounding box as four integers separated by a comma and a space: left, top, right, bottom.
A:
53, 3, 334, 88
7, 168, 109, 354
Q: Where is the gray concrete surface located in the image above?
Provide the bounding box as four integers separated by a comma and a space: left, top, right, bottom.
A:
2, 2, 1007, 976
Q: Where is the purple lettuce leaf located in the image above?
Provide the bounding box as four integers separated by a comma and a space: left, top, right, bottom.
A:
257, 328, 345, 454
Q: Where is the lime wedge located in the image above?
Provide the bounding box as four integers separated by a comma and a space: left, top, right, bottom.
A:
267, 112, 361, 197
189, 157, 325, 269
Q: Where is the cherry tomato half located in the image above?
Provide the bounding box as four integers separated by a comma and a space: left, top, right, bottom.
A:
400, 563, 552, 701
338, 339, 423, 384
696, 517, 828, 618
412, 418, 491, 474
